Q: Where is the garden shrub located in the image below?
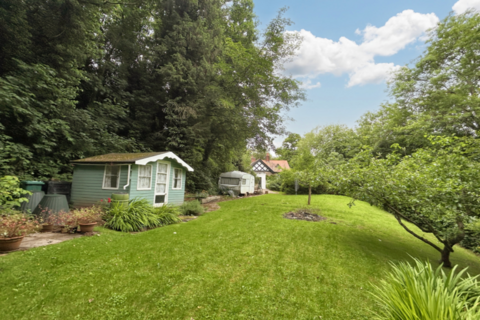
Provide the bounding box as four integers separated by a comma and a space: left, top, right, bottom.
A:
266, 174, 282, 191
154, 205, 181, 226
372, 258, 480, 320
179, 200, 204, 216
105, 198, 161, 232
104, 199, 181, 232
278, 170, 328, 195
0, 176, 30, 208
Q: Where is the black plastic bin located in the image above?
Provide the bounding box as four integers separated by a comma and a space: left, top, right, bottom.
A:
45, 181, 72, 201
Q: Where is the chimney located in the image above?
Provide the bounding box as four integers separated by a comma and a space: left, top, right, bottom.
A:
266, 153, 270, 161
251, 156, 256, 163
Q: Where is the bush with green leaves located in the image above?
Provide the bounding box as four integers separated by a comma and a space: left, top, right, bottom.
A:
372, 259, 480, 320
266, 174, 282, 191
0, 176, 30, 208
104, 198, 178, 232
179, 200, 204, 216
154, 205, 181, 226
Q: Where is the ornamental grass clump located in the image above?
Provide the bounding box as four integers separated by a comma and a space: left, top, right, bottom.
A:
372, 258, 480, 320
0, 211, 40, 238
105, 198, 161, 232
154, 205, 181, 226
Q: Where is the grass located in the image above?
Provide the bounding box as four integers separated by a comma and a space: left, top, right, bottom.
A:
1, 194, 479, 319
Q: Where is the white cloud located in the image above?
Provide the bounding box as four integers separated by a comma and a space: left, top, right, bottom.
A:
284, 10, 439, 87
452, 0, 480, 14
299, 79, 322, 89
347, 63, 401, 87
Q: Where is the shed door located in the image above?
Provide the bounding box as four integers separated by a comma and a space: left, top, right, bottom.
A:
154, 162, 170, 206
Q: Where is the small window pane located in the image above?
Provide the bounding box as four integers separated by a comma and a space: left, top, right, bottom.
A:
156, 184, 166, 193
242, 179, 246, 185
158, 164, 167, 173
157, 173, 166, 183
155, 195, 165, 204
221, 178, 240, 185
103, 165, 120, 189
173, 168, 182, 189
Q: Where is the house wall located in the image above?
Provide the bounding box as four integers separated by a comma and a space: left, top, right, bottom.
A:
70, 165, 130, 207
167, 160, 186, 205
71, 159, 187, 207
127, 159, 186, 206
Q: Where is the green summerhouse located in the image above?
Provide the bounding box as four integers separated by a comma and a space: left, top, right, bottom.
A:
70, 152, 194, 207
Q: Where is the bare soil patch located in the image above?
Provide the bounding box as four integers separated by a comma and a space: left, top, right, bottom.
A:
284, 208, 327, 222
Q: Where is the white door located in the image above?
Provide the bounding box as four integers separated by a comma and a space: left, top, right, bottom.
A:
154, 162, 170, 206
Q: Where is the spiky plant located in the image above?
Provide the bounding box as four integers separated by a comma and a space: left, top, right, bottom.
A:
372, 258, 480, 320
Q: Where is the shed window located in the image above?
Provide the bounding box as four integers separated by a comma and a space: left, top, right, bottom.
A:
173, 168, 182, 189
242, 179, 247, 185
221, 177, 240, 185
137, 165, 152, 190
103, 165, 120, 189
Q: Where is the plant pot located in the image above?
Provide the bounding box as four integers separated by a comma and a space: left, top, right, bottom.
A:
78, 222, 97, 233
41, 224, 54, 233
0, 236, 25, 252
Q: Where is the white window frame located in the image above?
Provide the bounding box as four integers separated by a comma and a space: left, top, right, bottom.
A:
172, 168, 183, 190
102, 165, 121, 190
137, 164, 153, 190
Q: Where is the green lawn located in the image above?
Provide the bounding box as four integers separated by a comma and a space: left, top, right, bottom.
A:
1, 194, 479, 320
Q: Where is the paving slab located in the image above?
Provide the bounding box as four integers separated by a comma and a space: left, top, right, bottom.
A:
0, 232, 82, 256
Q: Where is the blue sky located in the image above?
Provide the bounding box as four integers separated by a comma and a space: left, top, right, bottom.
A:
250, 0, 480, 147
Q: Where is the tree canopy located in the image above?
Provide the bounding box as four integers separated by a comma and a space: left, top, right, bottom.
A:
0, 0, 304, 190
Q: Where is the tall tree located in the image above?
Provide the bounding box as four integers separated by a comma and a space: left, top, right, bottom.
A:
357, 12, 480, 156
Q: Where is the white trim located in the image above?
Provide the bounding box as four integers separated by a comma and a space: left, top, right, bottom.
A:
137, 164, 153, 191
172, 168, 183, 190
102, 165, 121, 190
135, 151, 194, 172
123, 164, 131, 190
153, 161, 170, 206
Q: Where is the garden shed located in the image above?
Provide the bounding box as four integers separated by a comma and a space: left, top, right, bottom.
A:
218, 171, 255, 196
70, 152, 194, 207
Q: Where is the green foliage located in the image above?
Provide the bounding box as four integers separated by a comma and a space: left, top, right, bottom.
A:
460, 221, 480, 254
154, 205, 181, 226
278, 169, 327, 195
0, 1, 304, 188
332, 136, 480, 267
275, 133, 301, 163
266, 174, 282, 191
372, 258, 480, 320
105, 198, 162, 232
179, 200, 204, 216
357, 12, 480, 156
0, 211, 40, 238
0, 176, 30, 208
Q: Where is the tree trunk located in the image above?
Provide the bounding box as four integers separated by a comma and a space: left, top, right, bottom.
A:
440, 246, 452, 268
308, 186, 311, 205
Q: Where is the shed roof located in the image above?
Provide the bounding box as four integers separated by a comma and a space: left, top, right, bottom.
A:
71, 152, 167, 163
71, 152, 194, 172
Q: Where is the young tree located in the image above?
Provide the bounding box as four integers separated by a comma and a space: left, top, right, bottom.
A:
332, 137, 480, 267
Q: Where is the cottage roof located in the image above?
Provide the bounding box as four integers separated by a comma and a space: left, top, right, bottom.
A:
71, 152, 194, 171
251, 159, 290, 173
